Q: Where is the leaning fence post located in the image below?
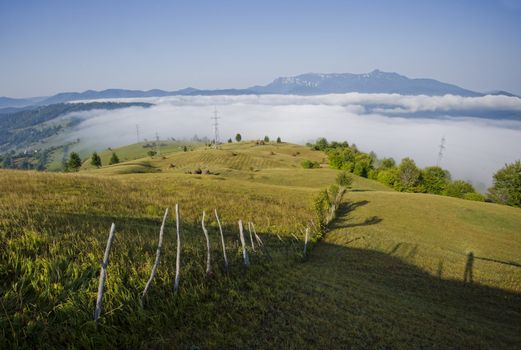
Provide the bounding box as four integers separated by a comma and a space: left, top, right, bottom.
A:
141, 208, 169, 307
303, 227, 310, 257
94, 223, 116, 322
248, 222, 256, 252
201, 211, 212, 276
238, 220, 250, 267
214, 209, 229, 272
174, 203, 181, 291
251, 222, 263, 247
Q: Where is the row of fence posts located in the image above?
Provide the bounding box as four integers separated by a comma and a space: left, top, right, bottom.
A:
93, 205, 310, 322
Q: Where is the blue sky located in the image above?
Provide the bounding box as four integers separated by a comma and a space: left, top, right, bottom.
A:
1, 0, 520, 97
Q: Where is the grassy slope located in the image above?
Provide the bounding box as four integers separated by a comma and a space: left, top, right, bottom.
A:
1, 141, 520, 348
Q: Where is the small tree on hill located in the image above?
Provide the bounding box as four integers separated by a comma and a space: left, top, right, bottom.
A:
109, 152, 120, 165
227, 138, 232, 143
264, 135, 270, 143
146, 150, 156, 158
91, 152, 102, 168
276, 136, 282, 143
235, 133, 242, 142
68, 152, 82, 172
395, 158, 422, 192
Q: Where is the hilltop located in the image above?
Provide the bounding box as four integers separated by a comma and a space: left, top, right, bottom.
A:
1, 141, 520, 348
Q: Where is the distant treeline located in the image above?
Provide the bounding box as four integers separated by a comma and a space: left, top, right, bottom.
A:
308, 138, 521, 208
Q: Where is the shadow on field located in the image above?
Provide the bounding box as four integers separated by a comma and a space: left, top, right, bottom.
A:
330, 200, 383, 229
252, 241, 521, 349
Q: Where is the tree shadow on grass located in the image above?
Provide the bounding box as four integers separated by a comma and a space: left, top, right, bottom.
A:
330, 200, 382, 229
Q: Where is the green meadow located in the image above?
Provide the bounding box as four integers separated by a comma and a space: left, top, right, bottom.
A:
1, 142, 520, 348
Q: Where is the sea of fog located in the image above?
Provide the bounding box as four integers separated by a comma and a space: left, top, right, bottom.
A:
63, 93, 521, 191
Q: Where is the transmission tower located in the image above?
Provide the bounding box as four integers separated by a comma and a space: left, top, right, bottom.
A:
136, 124, 140, 143
211, 107, 220, 149
155, 132, 161, 156
436, 136, 446, 166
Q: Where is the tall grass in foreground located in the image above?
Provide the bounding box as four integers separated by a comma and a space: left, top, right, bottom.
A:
0, 170, 312, 348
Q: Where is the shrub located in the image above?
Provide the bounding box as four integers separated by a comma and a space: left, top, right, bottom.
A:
377, 168, 398, 187
336, 171, 353, 188
302, 160, 320, 169
464, 192, 485, 202
312, 189, 331, 234
444, 180, 475, 198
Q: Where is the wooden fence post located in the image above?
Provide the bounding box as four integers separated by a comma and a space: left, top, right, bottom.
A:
238, 220, 250, 267
174, 204, 181, 291
248, 222, 256, 252
303, 227, 310, 257
141, 208, 169, 307
214, 209, 229, 272
201, 211, 212, 276
94, 223, 116, 322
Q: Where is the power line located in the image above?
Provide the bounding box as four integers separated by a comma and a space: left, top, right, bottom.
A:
155, 132, 161, 156
211, 107, 220, 149
437, 136, 446, 166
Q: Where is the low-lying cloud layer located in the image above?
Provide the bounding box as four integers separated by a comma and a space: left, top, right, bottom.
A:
65, 93, 521, 190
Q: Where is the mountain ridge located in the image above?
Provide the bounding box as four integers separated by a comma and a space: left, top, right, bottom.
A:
1, 70, 519, 108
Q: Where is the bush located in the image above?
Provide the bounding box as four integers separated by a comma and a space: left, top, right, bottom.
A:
444, 180, 475, 198
463, 192, 485, 202
377, 168, 398, 187
312, 189, 331, 235
302, 160, 320, 169
336, 171, 353, 188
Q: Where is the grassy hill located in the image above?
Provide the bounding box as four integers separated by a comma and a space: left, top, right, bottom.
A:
0, 141, 520, 348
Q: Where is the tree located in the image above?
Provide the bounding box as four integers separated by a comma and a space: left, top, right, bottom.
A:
227, 138, 232, 143
395, 158, 422, 192
276, 136, 282, 143
336, 171, 353, 188
444, 180, 475, 198
68, 152, 82, 172
313, 137, 329, 151
235, 133, 242, 142
379, 157, 396, 170
146, 150, 156, 158
488, 160, 521, 207
109, 152, 120, 165
91, 152, 102, 168
183, 146, 188, 152
264, 135, 270, 143
422, 166, 450, 194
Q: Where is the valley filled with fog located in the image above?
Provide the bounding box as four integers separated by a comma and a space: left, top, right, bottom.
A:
63, 93, 521, 190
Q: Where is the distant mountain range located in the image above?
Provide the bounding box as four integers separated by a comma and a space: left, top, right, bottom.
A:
1, 70, 519, 109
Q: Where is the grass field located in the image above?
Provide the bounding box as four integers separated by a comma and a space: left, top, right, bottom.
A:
1, 141, 520, 348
